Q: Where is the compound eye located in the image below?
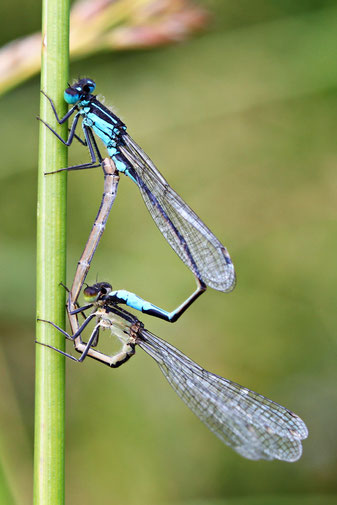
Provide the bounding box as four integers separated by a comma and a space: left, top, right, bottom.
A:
83, 285, 99, 302
64, 88, 80, 104
83, 79, 96, 94
99, 282, 112, 296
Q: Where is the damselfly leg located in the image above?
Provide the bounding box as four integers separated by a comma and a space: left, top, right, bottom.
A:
37, 316, 99, 363
38, 294, 137, 367
38, 115, 103, 174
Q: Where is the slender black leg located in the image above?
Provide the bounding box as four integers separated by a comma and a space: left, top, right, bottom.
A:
76, 325, 101, 360
43, 124, 102, 174
40, 90, 78, 124
90, 325, 100, 348
46, 163, 102, 175
59, 281, 70, 293
38, 114, 80, 147
82, 125, 99, 164
57, 282, 89, 321
37, 312, 96, 341
68, 303, 92, 316
40, 91, 105, 174
71, 126, 103, 164
36, 323, 102, 363
88, 129, 103, 163
68, 302, 94, 317
69, 123, 103, 165
35, 341, 82, 362
73, 131, 87, 146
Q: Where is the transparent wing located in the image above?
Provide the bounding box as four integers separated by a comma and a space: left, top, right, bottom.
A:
136, 329, 308, 461
119, 134, 235, 292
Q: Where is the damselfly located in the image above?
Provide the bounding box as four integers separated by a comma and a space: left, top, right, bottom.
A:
37, 283, 308, 462
39, 79, 236, 321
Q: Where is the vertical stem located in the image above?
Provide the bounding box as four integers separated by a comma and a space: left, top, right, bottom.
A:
34, 0, 69, 504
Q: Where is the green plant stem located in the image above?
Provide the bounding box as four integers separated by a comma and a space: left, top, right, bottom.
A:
34, 0, 69, 504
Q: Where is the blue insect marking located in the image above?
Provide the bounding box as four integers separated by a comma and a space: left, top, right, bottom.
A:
109, 290, 171, 319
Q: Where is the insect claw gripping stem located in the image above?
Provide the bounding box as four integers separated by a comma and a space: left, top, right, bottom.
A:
59, 281, 70, 293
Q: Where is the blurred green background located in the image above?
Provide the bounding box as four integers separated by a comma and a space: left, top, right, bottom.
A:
0, 1, 337, 504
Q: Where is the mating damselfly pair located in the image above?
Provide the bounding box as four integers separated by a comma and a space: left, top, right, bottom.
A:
37, 79, 308, 462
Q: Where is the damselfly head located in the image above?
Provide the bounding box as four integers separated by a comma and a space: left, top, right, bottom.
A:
64, 78, 96, 104
83, 282, 112, 302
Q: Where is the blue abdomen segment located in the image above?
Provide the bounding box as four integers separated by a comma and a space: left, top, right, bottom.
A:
108, 290, 174, 322
107, 147, 137, 184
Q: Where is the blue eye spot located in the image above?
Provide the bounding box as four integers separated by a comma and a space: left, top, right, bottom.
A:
64, 90, 80, 104
82, 80, 96, 94
87, 81, 96, 93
